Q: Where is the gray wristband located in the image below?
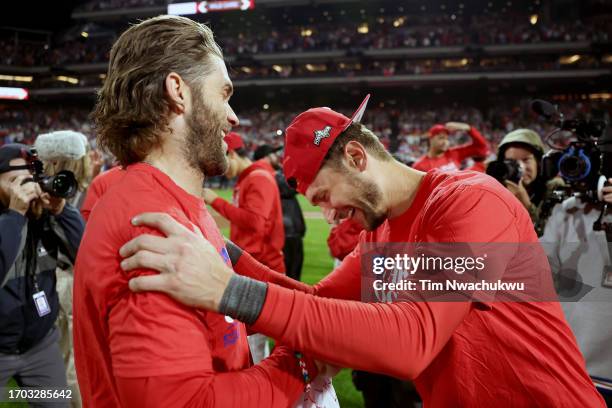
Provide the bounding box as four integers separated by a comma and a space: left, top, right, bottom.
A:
219, 274, 267, 325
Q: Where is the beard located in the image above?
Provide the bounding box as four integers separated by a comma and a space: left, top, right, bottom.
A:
349, 173, 386, 231
183, 90, 228, 177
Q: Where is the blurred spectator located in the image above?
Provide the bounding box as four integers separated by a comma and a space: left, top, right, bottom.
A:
254, 144, 306, 282
412, 122, 489, 172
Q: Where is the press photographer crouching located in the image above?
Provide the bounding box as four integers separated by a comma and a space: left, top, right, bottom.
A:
0, 144, 84, 407
487, 129, 564, 236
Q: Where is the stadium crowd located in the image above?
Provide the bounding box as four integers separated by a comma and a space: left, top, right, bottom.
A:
1, 14, 609, 67
1, 99, 605, 164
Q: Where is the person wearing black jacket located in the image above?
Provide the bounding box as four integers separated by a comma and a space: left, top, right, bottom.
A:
0, 144, 85, 406
254, 145, 306, 281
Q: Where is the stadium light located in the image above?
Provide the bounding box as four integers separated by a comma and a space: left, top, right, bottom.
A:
56, 76, 79, 85
0, 87, 28, 100
559, 55, 581, 64
0, 74, 33, 82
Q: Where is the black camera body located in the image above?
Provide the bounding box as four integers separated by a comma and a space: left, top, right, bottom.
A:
533, 99, 609, 203
23, 148, 78, 199
486, 159, 523, 185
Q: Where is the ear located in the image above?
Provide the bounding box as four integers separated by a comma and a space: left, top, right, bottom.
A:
344, 141, 367, 172
164, 72, 188, 115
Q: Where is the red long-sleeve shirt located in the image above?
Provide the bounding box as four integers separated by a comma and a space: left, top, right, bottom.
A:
80, 166, 125, 221
327, 218, 364, 261
233, 170, 605, 408
74, 163, 313, 407
212, 160, 285, 273
413, 127, 489, 172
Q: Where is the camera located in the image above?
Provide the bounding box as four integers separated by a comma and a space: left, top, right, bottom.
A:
486, 159, 523, 185
22, 148, 78, 199
532, 99, 609, 203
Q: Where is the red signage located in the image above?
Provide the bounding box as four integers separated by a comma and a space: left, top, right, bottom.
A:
168, 0, 255, 15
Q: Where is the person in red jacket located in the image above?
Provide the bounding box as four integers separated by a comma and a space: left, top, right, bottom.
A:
121, 95, 605, 407
412, 122, 489, 172
327, 217, 363, 263
204, 132, 285, 274
204, 132, 285, 363
73, 15, 317, 408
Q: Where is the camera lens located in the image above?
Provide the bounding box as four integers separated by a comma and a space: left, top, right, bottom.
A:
51, 171, 77, 198
559, 155, 588, 180
39, 171, 77, 198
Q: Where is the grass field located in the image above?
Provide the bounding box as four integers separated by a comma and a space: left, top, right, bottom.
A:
2, 190, 364, 408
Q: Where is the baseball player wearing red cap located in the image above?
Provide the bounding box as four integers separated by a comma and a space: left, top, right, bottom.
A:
204, 132, 285, 274
412, 122, 489, 172
120, 95, 606, 407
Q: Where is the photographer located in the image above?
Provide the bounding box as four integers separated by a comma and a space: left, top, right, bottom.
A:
541, 187, 612, 406
0, 144, 85, 406
495, 129, 564, 236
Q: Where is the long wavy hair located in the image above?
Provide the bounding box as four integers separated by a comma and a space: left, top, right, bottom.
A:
93, 15, 223, 166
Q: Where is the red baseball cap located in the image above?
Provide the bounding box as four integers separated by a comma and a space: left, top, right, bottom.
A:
283, 94, 370, 194
428, 124, 449, 138
224, 132, 244, 152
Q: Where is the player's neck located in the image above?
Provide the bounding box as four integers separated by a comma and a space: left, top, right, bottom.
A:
236, 157, 253, 176
143, 148, 204, 198
428, 149, 445, 158
379, 160, 426, 219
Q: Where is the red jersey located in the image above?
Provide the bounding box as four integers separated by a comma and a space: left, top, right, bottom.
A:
212, 160, 285, 273
327, 218, 364, 261
234, 170, 605, 407
74, 163, 310, 407
413, 127, 489, 172
80, 166, 125, 221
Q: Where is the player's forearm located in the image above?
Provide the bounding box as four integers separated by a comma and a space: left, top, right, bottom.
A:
468, 127, 489, 153
219, 278, 470, 379
211, 198, 265, 231
228, 241, 314, 293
